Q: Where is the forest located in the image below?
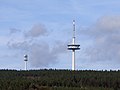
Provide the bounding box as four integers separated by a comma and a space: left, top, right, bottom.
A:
0, 69, 120, 90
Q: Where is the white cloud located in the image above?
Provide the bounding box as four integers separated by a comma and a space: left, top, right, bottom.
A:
25, 24, 47, 38
83, 16, 120, 63
9, 28, 21, 34
7, 24, 66, 68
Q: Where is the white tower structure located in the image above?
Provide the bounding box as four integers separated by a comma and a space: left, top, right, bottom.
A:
68, 20, 80, 70
24, 55, 28, 70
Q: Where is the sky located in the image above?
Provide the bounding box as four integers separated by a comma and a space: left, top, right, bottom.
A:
0, 0, 120, 70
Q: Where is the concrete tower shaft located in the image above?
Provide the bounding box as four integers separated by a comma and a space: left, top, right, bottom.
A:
68, 20, 80, 70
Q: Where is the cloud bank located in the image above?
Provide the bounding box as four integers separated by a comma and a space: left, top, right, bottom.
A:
25, 24, 47, 38
9, 28, 21, 34
7, 24, 66, 68
83, 16, 120, 63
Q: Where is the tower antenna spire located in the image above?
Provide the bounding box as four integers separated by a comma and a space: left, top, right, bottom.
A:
73, 20, 75, 44
73, 20, 75, 39
68, 20, 80, 70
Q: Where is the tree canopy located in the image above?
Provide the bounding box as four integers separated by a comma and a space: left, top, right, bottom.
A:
0, 69, 119, 90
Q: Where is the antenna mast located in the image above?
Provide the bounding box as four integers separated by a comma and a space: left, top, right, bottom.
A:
68, 20, 80, 70
24, 55, 28, 70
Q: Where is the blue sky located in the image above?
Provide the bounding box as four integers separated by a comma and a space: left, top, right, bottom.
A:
0, 0, 120, 70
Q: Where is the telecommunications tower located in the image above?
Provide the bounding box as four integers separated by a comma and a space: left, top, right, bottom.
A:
68, 20, 80, 70
24, 55, 28, 70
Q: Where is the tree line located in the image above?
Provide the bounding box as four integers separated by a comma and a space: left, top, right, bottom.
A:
0, 69, 120, 90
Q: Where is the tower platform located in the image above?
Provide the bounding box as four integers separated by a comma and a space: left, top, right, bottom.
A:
68, 44, 80, 50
